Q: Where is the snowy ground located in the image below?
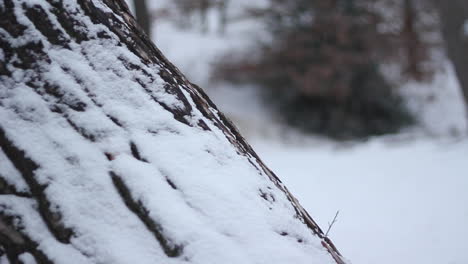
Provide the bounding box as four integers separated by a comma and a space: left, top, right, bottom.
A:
252, 137, 468, 264
147, 2, 468, 263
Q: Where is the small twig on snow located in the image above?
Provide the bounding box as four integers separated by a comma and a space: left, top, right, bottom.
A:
325, 210, 339, 237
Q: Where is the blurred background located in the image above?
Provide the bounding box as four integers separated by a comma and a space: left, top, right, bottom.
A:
127, 0, 467, 263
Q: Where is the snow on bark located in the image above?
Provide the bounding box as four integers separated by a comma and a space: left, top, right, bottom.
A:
0, 0, 345, 263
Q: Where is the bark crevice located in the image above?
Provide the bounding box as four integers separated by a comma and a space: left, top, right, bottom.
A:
110, 171, 183, 258
0, 128, 74, 244
0, 214, 54, 264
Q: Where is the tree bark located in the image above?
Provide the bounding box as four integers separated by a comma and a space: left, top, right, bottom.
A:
402, 0, 424, 80
0, 0, 345, 263
434, 0, 468, 110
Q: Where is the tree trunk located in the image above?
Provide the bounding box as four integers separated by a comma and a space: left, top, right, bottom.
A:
199, 0, 210, 34
217, 0, 229, 35
0, 0, 344, 263
134, 0, 151, 38
435, 0, 468, 110
402, 0, 424, 80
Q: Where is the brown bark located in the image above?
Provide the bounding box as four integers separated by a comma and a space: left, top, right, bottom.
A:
402, 0, 424, 80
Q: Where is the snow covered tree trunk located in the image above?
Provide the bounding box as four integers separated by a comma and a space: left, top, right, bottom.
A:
0, 0, 345, 263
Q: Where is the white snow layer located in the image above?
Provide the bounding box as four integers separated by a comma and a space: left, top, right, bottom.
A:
0, 0, 337, 264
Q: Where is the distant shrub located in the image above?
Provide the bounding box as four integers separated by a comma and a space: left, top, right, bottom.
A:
214, 0, 416, 139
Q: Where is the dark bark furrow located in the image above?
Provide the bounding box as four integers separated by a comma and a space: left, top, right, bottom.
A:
0, 177, 31, 198
134, 78, 192, 126
165, 178, 178, 190
0, 0, 27, 38
42, 80, 88, 113
0, 128, 73, 244
64, 116, 97, 142
24, 4, 70, 47
46, 0, 90, 42
110, 171, 183, 257
129, 142, 149, 163
0, 214, 54, 264
22, 81, 100, 144
106, 114, 124, 127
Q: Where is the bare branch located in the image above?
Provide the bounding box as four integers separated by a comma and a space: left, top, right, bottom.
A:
325, 210, 340, 238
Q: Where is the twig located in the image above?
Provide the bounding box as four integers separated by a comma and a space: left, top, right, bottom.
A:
325, 210, 339, 237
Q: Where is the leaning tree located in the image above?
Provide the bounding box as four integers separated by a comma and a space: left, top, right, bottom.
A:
0, 0, 345, 263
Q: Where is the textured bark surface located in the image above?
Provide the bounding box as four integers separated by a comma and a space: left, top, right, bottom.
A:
0, 0, 345, 263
